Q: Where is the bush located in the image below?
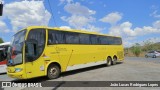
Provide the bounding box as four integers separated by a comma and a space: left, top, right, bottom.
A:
131, 43, 141, 57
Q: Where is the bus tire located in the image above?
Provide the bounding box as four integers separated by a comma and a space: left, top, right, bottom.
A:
47, 64, 60, 79
112, 56, 117, 65
106, 57, 112, 66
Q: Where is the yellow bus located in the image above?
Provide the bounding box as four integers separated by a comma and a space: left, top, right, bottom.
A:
7, 26, 124, 79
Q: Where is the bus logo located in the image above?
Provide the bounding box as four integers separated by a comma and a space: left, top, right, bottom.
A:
2, 82, 11, 88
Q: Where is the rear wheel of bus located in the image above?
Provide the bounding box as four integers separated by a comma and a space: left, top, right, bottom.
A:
47, 64, 60, 79
111, 56, 117, 65
106, 57, 112, 66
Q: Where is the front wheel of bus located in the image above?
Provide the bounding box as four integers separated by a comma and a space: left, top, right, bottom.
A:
47, 65, 60, 79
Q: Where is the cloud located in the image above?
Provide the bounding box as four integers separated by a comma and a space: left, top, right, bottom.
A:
150, 10, 160, 18
59, 26, 71, 30
3, 0, 51, 31
100, 12, 122, 25
108, 20, 160, 47
99, 11, 160, 47
109, 22, 136, 37
64, 2, 96, 16
146, 37, 160, 43
109, 21, 160, 37
61, 15, 95, 29
59, 0, 73, 5
61, 2, 102, 32
153, 20, 160, 29
86, 25, 103, 32
99, 12, 160, 37
0, 21, 10, 33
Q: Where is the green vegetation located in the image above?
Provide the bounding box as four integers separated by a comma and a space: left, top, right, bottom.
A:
0, 37, 4, 43
142, 40, 160, 51
124, 41, 160, 57
131, 43, 141, 57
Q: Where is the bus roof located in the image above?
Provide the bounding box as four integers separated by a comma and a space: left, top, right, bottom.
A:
0, 42, 10, 46
23, 26, 121, 38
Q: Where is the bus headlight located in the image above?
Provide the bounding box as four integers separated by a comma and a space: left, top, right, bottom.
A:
15, 68, 23, 72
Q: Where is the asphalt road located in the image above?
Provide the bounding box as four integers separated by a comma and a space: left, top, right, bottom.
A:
1, 57, 160, 90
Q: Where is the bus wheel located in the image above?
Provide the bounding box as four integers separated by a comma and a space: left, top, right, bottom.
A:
106, 57, 112, 66
112, 57, 117, 65
47, 64, 60, 79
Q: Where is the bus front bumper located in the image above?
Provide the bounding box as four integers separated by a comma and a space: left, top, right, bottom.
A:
7, 72, 27, 79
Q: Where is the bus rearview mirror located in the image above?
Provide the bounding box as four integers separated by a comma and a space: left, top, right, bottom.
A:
0, 3, 3, 16
25, 40, 38, 62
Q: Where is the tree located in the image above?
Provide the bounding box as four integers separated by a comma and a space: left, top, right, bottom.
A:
0, 37, 4, 43
142, 40, 154, 52
131, 43, 141, 57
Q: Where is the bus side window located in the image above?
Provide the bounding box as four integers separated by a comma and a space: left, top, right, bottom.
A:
111, 37, 122, 45
48, 30, 66, 44
79, 34, 91, 44
0, 51, 2, 61
0, 50, 5, 61
55, 31, 65, 44
48, 30, 57, 44
90, 35, 98, 44
99, 36, 109, 45
65, 32, 79, 44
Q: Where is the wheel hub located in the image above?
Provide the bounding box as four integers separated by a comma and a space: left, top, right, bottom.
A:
50, 68, 57, 76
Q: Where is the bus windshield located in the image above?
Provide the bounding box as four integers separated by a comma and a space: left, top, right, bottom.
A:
7, 30, 26, 65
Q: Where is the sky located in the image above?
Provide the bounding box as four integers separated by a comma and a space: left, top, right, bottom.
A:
0, 0, 160, 47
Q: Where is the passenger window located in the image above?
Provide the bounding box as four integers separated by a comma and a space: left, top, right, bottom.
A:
113, 37, 122, 45
48, 31, 57, 44
99, 36, 108, 44
55, 31, 65, 44
0, 50, 5, 62
48, 30, 65, 44
65, 32, 79, 44
79, 34, 90, 44
90, 35, 99, 44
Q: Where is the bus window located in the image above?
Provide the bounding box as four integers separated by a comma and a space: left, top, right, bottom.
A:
113, 37, 122, 45
48, 30, 57, 44
0, 50, 3, 62
65, 32, 79, 44
99, 36, 109, 45
0, 49, 6, 62
48, 30, 65, 44
107, 37, 114, 45
79, 34, 91, 44
55, 31, 65, 44
90, 35, 99, 44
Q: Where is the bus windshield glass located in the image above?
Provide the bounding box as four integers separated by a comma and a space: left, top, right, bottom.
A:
8, 30, 26, 65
